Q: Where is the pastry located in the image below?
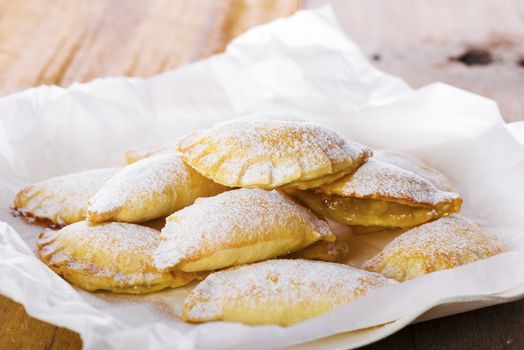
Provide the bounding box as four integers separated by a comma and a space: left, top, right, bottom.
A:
125, 138, 179, 164
154, 188, 335, 272
286, 240, 350, 262
374, 150, 452, 191
291, 157, 462, 229
363, 215, 506, 281
13, 168, 119, 227
88, 153, 227, 223
182, 259, 396, 325
38, 221, 197, 293
287, 222, 352, 262
176, 119, 372, 190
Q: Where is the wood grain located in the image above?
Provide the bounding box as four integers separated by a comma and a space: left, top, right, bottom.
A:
0, 295, 81, 350
0, 0, 299, 95
307, 0, 524, 122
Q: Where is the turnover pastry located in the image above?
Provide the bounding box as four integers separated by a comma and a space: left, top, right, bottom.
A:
363, 215, 506, 281
176, 119, 372, 190
154, 188, 335, 272
38, 221, 197, 293
88, 153, 227, 223
182, 259, 396, 325
291, 157, 462, 229
13, 168, 119, 227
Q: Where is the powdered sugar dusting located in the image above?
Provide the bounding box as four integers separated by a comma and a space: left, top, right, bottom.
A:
319, 158, 460, 206
183, 259, 396, 321
363, 215, 507, 281
88, 153, 225, 222
13, 168, 119, 226
154, 189, 334, 270
177, 119, 372, 188
90, 154, 190, 213
374, 150, 452, 191
38, 221, 164, 285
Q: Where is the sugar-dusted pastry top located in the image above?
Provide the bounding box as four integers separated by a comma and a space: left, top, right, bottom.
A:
38, 221, 197, 294
317, 157, 461, 208
374, 150, 452, 191
154, 188, 335, 272
363, 215, 507, 281
13, 168, 119, 227
124, 138, 179, 164
183, 259, 396, 325
176, 119, 372, 190
88, 153, 227, 223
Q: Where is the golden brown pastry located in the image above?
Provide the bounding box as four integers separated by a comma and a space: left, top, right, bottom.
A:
182, 259, 396, 325
38, 221, 197, 294
154, 188, 335, 272
363, 215, 506, 281
13, 168, 119, 227
125, 138, 179, 164
291, 157, 462, 229
176, 119, 372, 190
88, 153, 227, 223
374, 150, 452, 191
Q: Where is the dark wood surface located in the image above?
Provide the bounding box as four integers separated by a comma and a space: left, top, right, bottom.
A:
364, 300, 524, 349
2, 0, 524, 349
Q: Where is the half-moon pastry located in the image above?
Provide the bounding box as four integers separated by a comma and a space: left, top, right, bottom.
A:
363, 215, 506, 281
154, 188, 335, 272
38, 221, 197, 294
291, 157, 462, 229
374, 150, 452, 191
13, 168, 119, 227
182, 259, 396, 325
125, 138, 179, 164
88, 153, 228, 223
176, 119, 372, 190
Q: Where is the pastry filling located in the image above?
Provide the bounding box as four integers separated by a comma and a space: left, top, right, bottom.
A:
294, 191, 458, 228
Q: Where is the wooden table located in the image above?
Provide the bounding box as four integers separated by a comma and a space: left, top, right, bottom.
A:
1, 1, 523, 349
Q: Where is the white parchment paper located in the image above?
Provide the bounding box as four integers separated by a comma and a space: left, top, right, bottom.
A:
1, 6, 524, 350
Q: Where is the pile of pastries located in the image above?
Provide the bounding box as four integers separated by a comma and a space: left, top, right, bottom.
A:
13, 115, 506, 326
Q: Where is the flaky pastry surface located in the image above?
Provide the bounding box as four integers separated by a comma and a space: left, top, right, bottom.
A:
88, 153, 227, 223
154, 188, 335, 272
38, 221, 197, 293
318, 157, 460, 207
182, 259, 396, 325
13, 168, 119, 227
176, 120, 372, 189
363, 215, 506, 281
373, 150, 452, 191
